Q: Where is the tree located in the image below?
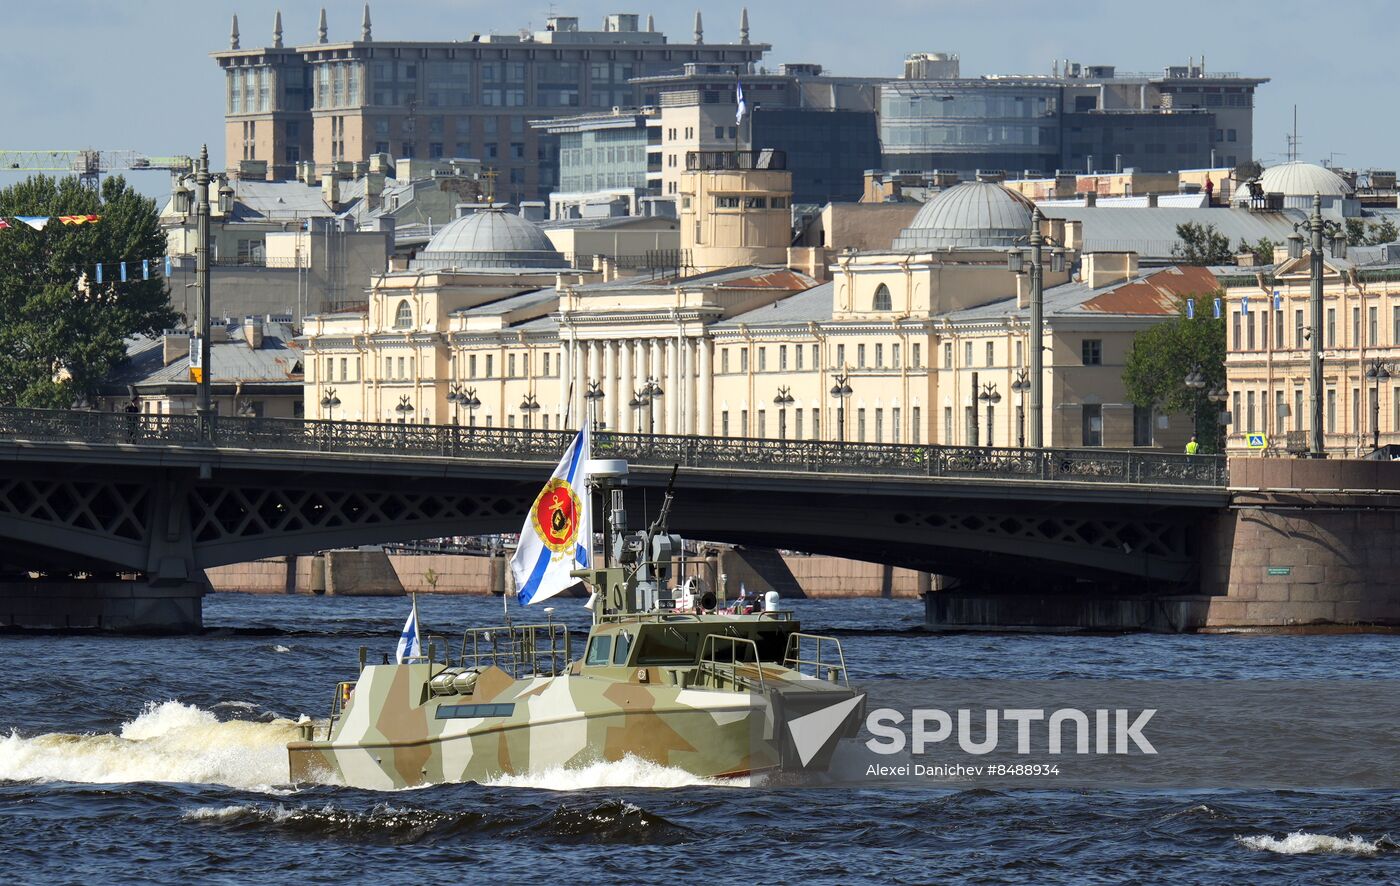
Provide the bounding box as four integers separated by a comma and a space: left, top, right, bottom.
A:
1345, 217, 1399, 247
1233, 159, 1263, 183
1123, 294, 1227, 452
1237, 237, 1276, 266
0, 175, 177, 407
1172, 222, 1233, 266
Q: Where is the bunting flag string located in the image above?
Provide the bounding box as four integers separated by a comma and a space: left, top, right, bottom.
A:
0, 214, 101, 229
15, 216, 50, 230
92, 255, 176, 284
0, 220, 9, 230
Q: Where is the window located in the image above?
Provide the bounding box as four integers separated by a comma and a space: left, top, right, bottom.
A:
1353, 306, 1361, 347
795, 345, 803, 370
875, 408, 884, 443
857, 344, 866, 367
1081, 339, 1102, 366
944, 343, 953, 367
585, 635, 612, 666
1274, 310, 1283, 351
386, 356, 393, 378
1353, 388, 1361, 435
873, 284, 892, 311
1370, 306, 1378, 347
985, 342, 994, 366
1081, 404, 1103, 447
812, 408, 820, 439
758, 348, 767, 371
469, 355, 477, 378
857, 408, 867, 442
436, 703, 515, 719
812, 344, 819, 368
543, 353, 551, 376
1232, 311, 1242, 350
740, 348, 749, 372
1327, 389, 1336, 432
741, 410, 749, 436
1327, 308, 1336, 348
1247, 311, 1256, 350
1015, 340, 1023, 366
1296, 309, 1305, 349
745, 197, 767, 209
397, 356, 405, 378
892, 344, 901, 368
722, 411, 729, 436
1394, 306, 1400, 346
964, 342, 973, 364
779, 345, 787, 370
1295, 389, 1304, 433
393, 299, 412, 328
508, 354, 516, 377
1247, 390, 1256, 433
758, 409, 766, 438
875, 343, 883, 368
716, 196, 741, 209
612, 632, 632, 665
722, 349, 730, 374
945, 407, 953, 443
836, 344, 845, 367
795, 409, 803, 440
1276, 390, 1287, 432
911, 407, 921, 444
340, 357, 348, 381
485, 354, 493, 378
892, 408, 901, 443
1133, 405, 1153, 446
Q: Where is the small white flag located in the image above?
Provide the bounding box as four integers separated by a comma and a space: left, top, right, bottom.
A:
395, 595, 421, 663
735, 81, 747, 126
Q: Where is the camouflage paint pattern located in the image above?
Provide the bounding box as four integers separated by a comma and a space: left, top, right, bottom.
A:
289, 620, 859, 788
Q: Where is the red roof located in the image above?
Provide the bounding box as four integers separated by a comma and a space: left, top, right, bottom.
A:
1080, 265, 1219, 315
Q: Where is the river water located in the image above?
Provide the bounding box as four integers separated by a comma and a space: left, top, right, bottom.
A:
1, 593, 1396, 884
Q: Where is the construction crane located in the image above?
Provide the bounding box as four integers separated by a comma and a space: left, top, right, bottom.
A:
0, 149, 193, 189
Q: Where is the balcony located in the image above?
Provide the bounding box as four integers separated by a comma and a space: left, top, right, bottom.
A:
685, 149, 787, 172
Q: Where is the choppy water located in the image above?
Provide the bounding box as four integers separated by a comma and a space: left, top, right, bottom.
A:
2, 593, 1397, 884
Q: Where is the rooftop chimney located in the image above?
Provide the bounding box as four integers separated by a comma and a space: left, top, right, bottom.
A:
243, 316, 265, 350
162, 331, 190, 367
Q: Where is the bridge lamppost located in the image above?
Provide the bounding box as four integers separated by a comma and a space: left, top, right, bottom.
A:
448, 385, 480, 428
395, 395, 415, 424
1007, 206, 1066, 449
520, 392, 541, 430
629, 389, 645, 433
978, 382, 1001, 447
642, 377, 663, 435
1184, 368, 1207, 443
1010, 370, 1030, 448
773, 386, 794, 440
1365, 359, 1392, 451
584, 380, 605, 431
1288, 194, 1343, 458
172, 145, 232, 441
829, 374, 853, 442
319, 387, 341, 422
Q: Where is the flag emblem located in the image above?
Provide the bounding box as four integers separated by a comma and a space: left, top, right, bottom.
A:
531, 477, 582, 554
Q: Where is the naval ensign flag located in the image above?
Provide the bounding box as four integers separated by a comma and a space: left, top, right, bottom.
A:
512, 425, 593, 606
395, 594, 421, 663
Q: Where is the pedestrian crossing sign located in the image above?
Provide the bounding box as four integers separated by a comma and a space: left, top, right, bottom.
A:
1246, 434, 1268, 449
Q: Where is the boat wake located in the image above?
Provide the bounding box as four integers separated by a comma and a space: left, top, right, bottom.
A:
483, 754, 751, 791
0, 701, 310, 791
1236, 831, 1394, 856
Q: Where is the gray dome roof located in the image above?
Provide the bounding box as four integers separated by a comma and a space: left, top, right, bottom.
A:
1258, 162, 1353, 198
891, 181, 1036, 250
412, 209, 569, 271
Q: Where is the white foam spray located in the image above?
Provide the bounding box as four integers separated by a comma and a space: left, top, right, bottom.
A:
1237, 832, 1388, 856
0, 701, 311, 791
483, 754, 751, 791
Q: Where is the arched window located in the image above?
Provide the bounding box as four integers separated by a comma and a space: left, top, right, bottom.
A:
393, 299, 412, 329
872, 284, 892, 312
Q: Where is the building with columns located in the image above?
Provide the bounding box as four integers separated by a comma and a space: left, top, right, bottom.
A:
302, 160, 1207, 448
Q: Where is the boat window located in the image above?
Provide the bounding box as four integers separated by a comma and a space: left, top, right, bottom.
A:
612, 631, 633, 665
435, 703, 515, 719
585, 635, 612, 666
635, 627, 698, 665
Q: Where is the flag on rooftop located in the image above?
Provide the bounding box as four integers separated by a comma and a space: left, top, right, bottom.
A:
735, 81, 747, 126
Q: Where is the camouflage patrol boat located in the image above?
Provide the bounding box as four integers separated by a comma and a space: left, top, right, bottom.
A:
288, 460, 863, 788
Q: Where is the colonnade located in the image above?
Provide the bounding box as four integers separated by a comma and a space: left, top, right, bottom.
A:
558, 337, 713, 434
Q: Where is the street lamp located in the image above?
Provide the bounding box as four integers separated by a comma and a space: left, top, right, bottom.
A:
449, 385, 481, 427
978, 382, 1002, 447
773, 386, 794, 439
172, 145, 232, 440
394, 395, 415, 424
642, 376, 663, 435
629, 389, 645, 433
1365, 358, 1392, 451
1184, 367, 1207, 443
1010, 369, 1030, 448
1289, 194, 1343, 458
584, 379, 605, 430
520, 392, 541, 430
829, 374, 853, 442
1006, 206, 1067, 449
320, 387, 341, 421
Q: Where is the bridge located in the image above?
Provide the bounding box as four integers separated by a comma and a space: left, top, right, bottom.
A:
0, 407, 1230, 630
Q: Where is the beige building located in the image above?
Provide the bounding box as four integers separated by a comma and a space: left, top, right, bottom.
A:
303, 168, 1202, 449
1222, 245, 1400, 456
679, 150, 792, 272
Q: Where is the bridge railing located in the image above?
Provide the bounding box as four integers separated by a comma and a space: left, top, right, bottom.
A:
0, 408, 1228, 487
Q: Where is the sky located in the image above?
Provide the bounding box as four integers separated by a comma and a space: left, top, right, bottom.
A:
0, 0, 1390, 196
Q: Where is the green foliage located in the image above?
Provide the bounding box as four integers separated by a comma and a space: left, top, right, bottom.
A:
1236, 237, 1276, 266
1346, 217, 1399, 247
1233, 159, 1263, 183
1123, 293, 1227, 452
0, 175, 178, 407
1172, 222, 1233, 266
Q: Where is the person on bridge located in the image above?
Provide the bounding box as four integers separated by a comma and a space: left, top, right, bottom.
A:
1185, 435, 1200, 455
